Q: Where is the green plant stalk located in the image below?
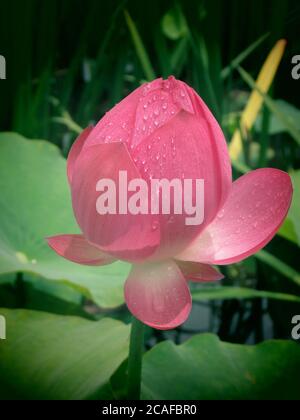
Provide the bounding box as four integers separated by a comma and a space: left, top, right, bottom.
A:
124, 10, 156, 81
237, 65, 300, 146
127, 317, 145, 400
221, 32, 269, 79
256, 250, 300, 287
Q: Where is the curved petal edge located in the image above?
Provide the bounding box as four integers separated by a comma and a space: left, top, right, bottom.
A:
124, 260, 191, 330
177, 168, 293, 265
46, 234, 115, 266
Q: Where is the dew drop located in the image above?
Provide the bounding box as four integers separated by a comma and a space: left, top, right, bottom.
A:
218, 209, 225, 219
167, 215, 175, 224
162, 103, 168, 110
151, 220, 159, 232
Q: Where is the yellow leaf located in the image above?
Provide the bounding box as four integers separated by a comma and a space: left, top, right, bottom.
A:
229, 39, 286, 160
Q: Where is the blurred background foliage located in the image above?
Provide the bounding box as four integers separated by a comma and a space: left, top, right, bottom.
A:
0, 0, 300, 400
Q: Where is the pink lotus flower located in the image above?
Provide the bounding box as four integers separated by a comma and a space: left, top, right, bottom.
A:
47, 76, 292, 330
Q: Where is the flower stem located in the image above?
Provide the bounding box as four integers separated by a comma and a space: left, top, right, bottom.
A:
127, 316, 145, 400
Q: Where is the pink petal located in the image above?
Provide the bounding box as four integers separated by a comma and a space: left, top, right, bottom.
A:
67, 126, 94, 184
185, 82, 232, 211
71, 142, 160, 262
46, 234, 115, 265
124, 260, 191, 330
83, 78, 164, 150
131, 109, 231, 259
177, 168, 293, 265
131, 76, 194, 149
175, 260, 224, 282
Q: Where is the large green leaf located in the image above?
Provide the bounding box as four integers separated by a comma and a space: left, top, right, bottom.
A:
141, 334, 300, 400
0, 132, 130, 308
0, 308, 130, 400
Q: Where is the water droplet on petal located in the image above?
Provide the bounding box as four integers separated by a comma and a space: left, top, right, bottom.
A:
167, 215, 175, 224
218, 209, 225, 219
151, 220, 159, 231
